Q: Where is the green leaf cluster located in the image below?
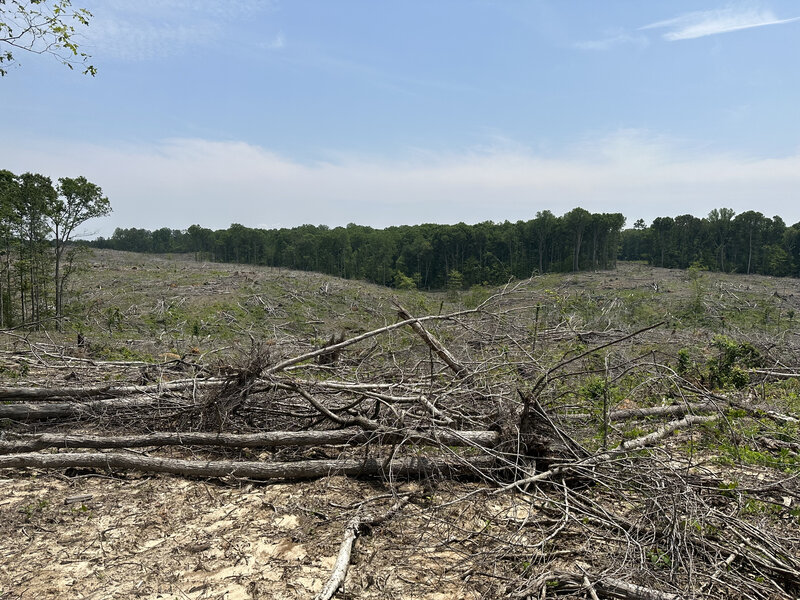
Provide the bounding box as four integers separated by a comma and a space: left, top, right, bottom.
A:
0, 0, 95, 76
705, 335, 762, 389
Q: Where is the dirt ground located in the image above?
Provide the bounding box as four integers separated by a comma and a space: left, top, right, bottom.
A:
1, 471, 489, 600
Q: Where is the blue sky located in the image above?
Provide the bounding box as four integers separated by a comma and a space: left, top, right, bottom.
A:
2, 0, 799, 237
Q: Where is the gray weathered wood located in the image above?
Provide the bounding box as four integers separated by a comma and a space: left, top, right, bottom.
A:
0, 429, 500, 453
0, 452, 495, 480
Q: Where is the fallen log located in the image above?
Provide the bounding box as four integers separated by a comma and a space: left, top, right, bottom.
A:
0, 377, 410, 403
315, 495, 411, 600
0, 397, 181, 421
560, 402, 717, 422
0, 429, 500, 453
0, 378, 224, 401
0, 452, 495, 480
515, 571, 681, 600
596, 576, 682, 600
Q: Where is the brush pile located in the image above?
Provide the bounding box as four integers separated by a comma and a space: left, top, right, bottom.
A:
1, 279, 799, 599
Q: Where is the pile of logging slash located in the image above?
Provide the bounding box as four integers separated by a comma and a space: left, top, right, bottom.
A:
1, 286, 799, 600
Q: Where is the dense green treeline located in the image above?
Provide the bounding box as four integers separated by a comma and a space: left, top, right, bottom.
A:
91, 208, 625, 289
90, 208, 800, 287
620, 210, 800, 277
0, 170, 110, 328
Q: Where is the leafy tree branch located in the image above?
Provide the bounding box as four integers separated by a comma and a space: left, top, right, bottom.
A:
0, 0, 95, 76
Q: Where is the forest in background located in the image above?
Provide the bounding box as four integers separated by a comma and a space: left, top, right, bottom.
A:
5, 162, 800, 314
620, 210, 800, 277
90, 207, 800, 288
90, 209, 626, 289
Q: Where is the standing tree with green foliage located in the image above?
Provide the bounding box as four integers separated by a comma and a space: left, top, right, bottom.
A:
650, 216, 674, 267
0, 169, 17, 326
564, 207, 592, 272
15, 172, 56, 327
51, 176, 110, 321
707, 208, 735, 272
619, 208, 800, 278
530, 210, 557, 274
0, 170, 109, 329
0, 0, 95, 76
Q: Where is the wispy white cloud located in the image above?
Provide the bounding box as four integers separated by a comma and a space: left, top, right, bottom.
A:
574, 32, 649, 51
2, 133, 799, 236
642, 6, 800, 41
87, 18, 215, 61
98, 0, 276, 19
82, 0, 277, 60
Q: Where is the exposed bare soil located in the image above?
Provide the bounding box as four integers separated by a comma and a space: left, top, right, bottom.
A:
2, 472, 497, 599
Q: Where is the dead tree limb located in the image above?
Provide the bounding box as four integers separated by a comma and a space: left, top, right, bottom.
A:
314, 495, 411, 600
0, 452, 495, 481
596, 576, 682, 600
265, 307, 485, 375
514, 571, 681, 600
0, 397, 181, 421
0, 378, 224, 401
529, 321, 665, 397
315, 514, 362, 600
751, 369, 800, 379
0, 429, 500, 453
288, 383, 380, 430
394, 302, 469, 378
680, 384, 799, 424
560, 402, 717, 422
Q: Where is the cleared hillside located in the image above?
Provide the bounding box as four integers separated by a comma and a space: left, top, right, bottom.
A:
0, 250, 799, 600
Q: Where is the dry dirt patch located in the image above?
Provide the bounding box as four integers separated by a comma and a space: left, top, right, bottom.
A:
0, 473, 482, 600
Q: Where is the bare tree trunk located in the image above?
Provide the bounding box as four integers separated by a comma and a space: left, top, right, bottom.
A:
560, 402, 717, 422
0, 397, 180, 420
0, 452, 494, 481
0, 378, 227, 400
54, 227, 62, 324
0, 429, 500, 453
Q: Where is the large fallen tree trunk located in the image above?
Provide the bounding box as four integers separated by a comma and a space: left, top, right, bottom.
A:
515, 571, 681, 600
0, 397, 182, 421
0, 377, 413, 402
0, 378, 224, 401
0, 452, 495, 480
0, 429, 500, 453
